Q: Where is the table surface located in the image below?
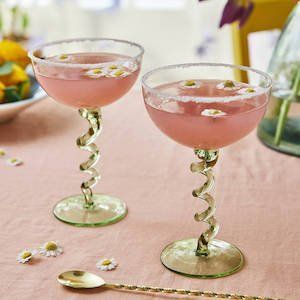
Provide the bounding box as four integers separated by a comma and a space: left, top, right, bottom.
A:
0, 92, 299, 300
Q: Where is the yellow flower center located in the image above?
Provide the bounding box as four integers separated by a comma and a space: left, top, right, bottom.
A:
45, 241, 58, 251
210, 109, 222, 115
59, 54, 68, 60
22, 251, 32, 259
0, 150, 5, 156
102, 259, 112, 266
109, 65, 118, 70
223, 80, 235, 88
184, 80, 196, 86
114, 70, 124, 77
92, 69, 102, 74
246, 88, 255, 93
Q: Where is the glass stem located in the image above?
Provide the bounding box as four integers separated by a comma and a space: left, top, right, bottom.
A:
191, 149, 219, 256
76, 108, 102, 208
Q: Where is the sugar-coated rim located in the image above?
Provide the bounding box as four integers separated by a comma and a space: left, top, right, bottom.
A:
28, 37, 144, 69
142, 62, 272, 103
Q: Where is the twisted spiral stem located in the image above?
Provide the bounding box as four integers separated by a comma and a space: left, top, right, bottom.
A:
106, 283, 282, 299
76, 108, 102, 207
190, 149, 219, 256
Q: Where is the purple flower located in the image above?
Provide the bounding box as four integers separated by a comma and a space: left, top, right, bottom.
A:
238, 1, 254, 27
198, 0, 254, 27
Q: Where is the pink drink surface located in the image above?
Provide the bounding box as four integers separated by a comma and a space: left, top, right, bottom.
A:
34, 52, 140, 108
144, 80, 268, 149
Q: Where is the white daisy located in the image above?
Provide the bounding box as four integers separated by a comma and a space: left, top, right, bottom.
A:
201, 109, 227, 117
0, 148, 6, 157
17, 249, 37, 264
7, 157, 23, 166
102, 64, 119, 74
39, 241, 63, 257
180, 80, 201, 89
237, 87, 258, 95
216, 80, 241, 91
56, 54, 71, 62
107, 64, 119, 70
107, 69, 130, 78
96, 258, 118, 271
85, 68, 106, 78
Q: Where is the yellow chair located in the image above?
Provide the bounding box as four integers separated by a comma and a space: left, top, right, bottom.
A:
231, 0, 296, 82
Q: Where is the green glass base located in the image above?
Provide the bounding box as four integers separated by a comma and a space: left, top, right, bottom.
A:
258, 119, 300, 157
161, 238, 244, 278
53, 194, 127, 227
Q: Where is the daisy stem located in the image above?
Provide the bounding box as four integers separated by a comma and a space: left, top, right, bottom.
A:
274, 68, 300, 145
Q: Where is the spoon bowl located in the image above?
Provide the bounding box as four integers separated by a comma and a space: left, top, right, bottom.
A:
58, 270, 106, 289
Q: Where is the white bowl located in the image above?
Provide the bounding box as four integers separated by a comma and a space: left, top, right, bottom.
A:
0, 76, 46, 123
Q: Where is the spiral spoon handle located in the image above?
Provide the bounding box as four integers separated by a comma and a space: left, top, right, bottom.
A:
105, 282, 282, 300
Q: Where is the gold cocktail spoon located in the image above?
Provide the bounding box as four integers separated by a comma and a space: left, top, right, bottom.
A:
57, 270, 282, 300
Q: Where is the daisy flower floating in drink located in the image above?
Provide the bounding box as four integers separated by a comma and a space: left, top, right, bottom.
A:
142, 63, 271, 278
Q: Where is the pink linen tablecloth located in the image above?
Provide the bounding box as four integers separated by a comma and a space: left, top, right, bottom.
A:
0, 91, 299, 300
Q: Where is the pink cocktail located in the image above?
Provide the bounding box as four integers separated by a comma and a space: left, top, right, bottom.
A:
29, 38, 144, 227
145, 79, 268, 149
142, 63, 271, 278
35, 52, 140, 108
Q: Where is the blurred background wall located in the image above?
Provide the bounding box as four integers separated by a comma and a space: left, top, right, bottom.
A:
1, 0, 279, 77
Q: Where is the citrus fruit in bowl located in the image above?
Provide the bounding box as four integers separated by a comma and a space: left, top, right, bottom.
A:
0, 40, 46, 123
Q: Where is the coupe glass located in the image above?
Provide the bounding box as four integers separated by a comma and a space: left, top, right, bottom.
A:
29, 38, 144, 227
142, 63, 271, 278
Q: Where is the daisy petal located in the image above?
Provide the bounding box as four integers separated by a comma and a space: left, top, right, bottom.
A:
39, 241, 63, 257
96, 258, 118, 271
85, 68, 106, 78
17, 249, 36, 264
201, 109, 227, 117
7, 157, 23, 166
108, 69, 130, 78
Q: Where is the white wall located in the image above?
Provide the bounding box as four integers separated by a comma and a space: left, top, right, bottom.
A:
27, 0, 233, 73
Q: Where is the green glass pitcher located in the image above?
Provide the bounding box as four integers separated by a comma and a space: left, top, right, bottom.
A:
258, 2, 300, 156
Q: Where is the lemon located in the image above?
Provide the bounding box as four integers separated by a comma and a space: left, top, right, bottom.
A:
0, 40, 30, 69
